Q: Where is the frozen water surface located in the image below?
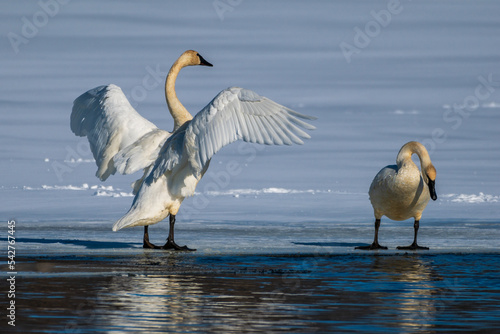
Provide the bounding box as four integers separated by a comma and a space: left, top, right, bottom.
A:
1, 0, 500, 332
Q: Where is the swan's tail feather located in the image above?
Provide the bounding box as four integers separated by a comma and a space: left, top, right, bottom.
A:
112, 173, 173, 231
112, 212, 147, 231
112, 206, 171, 231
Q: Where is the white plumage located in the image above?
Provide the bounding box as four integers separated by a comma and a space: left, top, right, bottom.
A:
71, 50, 315, 250
152, 87, 315, 181
71, 84, 163, 181
357, 141, 437, 250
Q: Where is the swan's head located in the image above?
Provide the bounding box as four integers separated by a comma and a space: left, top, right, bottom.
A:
180, 50, 213, 67
425, 165, 437, 201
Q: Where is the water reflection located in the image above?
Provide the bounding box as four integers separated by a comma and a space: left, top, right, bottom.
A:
101, 272, 314, 332
93, 253, 368, 332
371, 256, 442, 333
104, 275, 205, 332
13, 253, 500, 333
95, 254, 446, 333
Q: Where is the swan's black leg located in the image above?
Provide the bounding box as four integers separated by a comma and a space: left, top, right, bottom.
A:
162, 214, 196, 251
143, 226, 161, 249
356, 219, 388, 250
397, 220, 429, 250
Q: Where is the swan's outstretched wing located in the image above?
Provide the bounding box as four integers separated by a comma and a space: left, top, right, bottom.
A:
71, 84, 162, 180
153, 87, 316, 180
112, 87, 316, 231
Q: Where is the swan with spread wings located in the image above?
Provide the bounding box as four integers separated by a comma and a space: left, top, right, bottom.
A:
71, 50, 315, 251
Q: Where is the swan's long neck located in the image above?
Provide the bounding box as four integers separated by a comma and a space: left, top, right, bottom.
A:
396, 141, 432, 182
165, 59, 193, 131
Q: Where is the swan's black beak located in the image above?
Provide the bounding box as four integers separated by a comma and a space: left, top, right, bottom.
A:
428, 179, 437, 201
198, 54, 213, 67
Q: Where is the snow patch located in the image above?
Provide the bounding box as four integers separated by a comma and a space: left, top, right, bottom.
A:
94, 190, 133, 198
393, 109, 419, 115
64, 158, 96, 164
482, 102, 500, 108
24, 184, 132, 197
446, 193, 500, 203
203, 188, 334, 197
42, 184, 90, 191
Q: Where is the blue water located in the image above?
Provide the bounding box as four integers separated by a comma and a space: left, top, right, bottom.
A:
8, 252, 500, 333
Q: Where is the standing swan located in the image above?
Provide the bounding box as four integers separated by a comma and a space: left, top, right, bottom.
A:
356, 141, 437, 250
71, 50, 315, 251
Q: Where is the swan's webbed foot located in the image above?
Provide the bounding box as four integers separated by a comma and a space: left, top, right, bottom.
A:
143, 226, 161, 249
143, 240, 161, 249
142, 216, 196, 251
161, 239, 196, 251
397, 221, 429, 250
357, 219, 387, 250
397, 243, 429, 250
160, 214, 196, 251
355, 242, 388, 250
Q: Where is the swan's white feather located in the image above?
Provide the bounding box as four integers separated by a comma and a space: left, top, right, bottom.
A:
113, 172, 174, 231
153, 87, 316, 180
71, 84, 160, 180
113, 129, 170, 175
112, 87, 315, 231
